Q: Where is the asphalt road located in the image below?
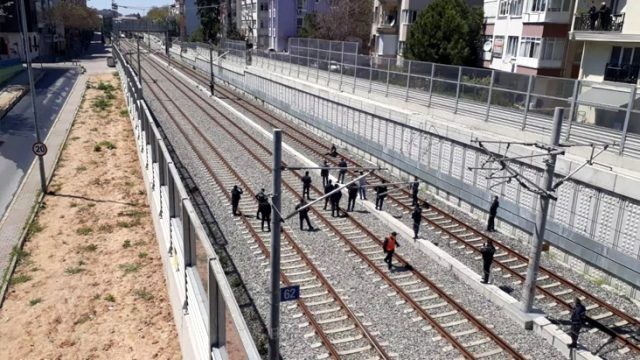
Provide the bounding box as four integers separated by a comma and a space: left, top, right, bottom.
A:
0, 67, 79, 218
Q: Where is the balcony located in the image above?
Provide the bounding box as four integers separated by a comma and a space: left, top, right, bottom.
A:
574, 13, 624, 32
604, 63, 639, 84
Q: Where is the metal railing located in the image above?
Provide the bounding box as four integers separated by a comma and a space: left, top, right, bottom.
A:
604, 63, 640, 84
113, 45, 261, 360
573, 12, 625, 32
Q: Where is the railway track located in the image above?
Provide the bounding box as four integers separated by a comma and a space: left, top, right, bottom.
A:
128, 46, 390, 360
130, 44, 527, 359
141, 44, 640, 357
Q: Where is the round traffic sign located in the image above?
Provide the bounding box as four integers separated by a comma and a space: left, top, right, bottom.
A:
32, 142, 47, 156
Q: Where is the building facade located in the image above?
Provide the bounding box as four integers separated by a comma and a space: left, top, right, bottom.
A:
0, 0, 41, 61
371, 0, 483, 60
265, 0, 328, 51
482, 0, 574, 76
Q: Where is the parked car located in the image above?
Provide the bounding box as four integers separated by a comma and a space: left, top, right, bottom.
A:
329, 61, 342, 72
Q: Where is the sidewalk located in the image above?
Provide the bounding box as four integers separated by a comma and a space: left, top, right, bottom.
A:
0, 41, 112, 285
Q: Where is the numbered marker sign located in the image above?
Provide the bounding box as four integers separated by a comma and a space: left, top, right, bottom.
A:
280, 285, 300, 302
32, 142, 47, 156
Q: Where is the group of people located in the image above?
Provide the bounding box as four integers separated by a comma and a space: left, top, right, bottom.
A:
588, 1, 613, 31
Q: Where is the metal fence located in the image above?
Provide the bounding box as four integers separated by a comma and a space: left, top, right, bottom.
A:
113, 45, 261, 360
240, 40, 640, 158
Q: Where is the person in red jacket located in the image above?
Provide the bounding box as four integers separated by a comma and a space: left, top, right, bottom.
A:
383, 232, 400, 270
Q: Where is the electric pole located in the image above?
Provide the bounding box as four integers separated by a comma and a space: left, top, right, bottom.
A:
269, 129, 282, 360
521, 107, 563, 313
18, 0, 47, 194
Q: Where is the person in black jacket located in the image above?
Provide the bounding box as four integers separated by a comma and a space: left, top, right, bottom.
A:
347, 182, 358, 212
374, 180, 388, 210
480, 239, 495, 284
588, 2, 599, 30
320, 160, 329, 187
569, 298, 587, 348
411, 205, 422, 239
231, 185, 243, 216
599, 2, 611, 31
301, 171, 312, 200
255, 188, 268, 219
487, 196, 499, 232
331, 184, 342, 217
338, 158, 348, 183
326, 144, 338, 157
411, 178, 420, 206
323, 180, 333, 210
295, 199, 314, 231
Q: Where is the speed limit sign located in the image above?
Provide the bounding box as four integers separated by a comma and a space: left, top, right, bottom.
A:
32, 142, 47, 156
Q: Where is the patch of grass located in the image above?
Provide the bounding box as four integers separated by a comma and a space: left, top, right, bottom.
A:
91, 293, 101, 301
116, 219, 141, 228
119, 108, 128, 117
93, 144, 102, 152
123, 181, 135, 188
122, 240, 131, 248
96, 81, 115, 92
90, 127, 98, 132
69, 202, 78, 208
10, 246, 30, 265
230, 277, 242, 288
118, 262, 142, 274
92, 95, 112, 112
98, 224, 113, 233
74, 313, 92, 325
75, 165, 87, 172
134, 288, 154, 301
65, 266, 85, 275
592, 277, 607, 287
29, 297, 42, 306
71, 136, 80, 141
27, 220, 44, 237
97, 140, 116, 150
118, 209, 146, 218
10, 274, 32, 285
76, 226, 93, 236
137, 252, 148, 259
104, 294, 116, 302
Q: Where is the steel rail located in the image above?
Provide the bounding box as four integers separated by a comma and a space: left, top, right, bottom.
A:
137, 48, 527, 359
132, 50, 390, 359
157, 53, 640, 353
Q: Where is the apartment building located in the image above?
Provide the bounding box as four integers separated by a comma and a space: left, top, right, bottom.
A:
482, 0, 574, 76
371, 0, 482, 59
265, 0, 328, 51
570, 0, 640, 85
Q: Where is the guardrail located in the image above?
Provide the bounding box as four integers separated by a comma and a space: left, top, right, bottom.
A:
112, 45, 261, 360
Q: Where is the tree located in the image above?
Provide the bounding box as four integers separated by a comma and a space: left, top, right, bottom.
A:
298, 13, 317, 38
45, 2, 101, 30
313, 0, 372, 49
196, 0, 221, 43
404, 0, 483, 66
145, 6, 171, 24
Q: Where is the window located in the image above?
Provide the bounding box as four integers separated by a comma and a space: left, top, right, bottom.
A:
297, 17, 303, 28
506, 36, 519, 57
498, 0, 509, 16
530, 0, 546, 12
519, 37, 541, 58
401, 9, 417, 24
510, 0, 523, 16
541, 38, 565, 61
493, 36, 505, 58
610, 47, 640, 66
546, 0, 570, 12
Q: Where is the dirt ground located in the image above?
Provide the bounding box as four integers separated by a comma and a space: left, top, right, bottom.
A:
0, 73, 181, 359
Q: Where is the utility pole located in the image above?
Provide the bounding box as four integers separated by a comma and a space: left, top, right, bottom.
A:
18, 0, 47, 194
137, 36, 142, 97
521, 107, 563, 313
269, 129, 282, 360
209, 42, 214, 95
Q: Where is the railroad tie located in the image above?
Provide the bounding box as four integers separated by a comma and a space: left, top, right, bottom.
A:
473, 348, 503, 359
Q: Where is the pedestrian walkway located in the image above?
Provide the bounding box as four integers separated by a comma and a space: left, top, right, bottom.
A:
0, 39, 111, 283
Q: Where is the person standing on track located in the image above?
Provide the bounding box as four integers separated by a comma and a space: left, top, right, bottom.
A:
374, 180, 388, 210
320, 160, 330, 187
487, 196, 499, 232
411, 178, 420, 206
255, 188, 268, 219
338, 158, 348, 183
295, 199, 314, 231
301, 171, 312, 200
347, 182, 358, 212
358, 171, 367, 200
383, 232, 400, 270
323, 179, 333, 210
411, 204, 422, 239
331, 183, 342, 217
231, 185, 243, 216
480, 239, 495, 284
569, 298, 587, 349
